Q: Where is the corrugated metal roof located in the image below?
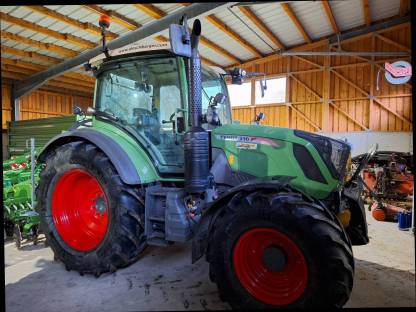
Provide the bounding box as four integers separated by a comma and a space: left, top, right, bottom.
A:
0, 1, 408, 95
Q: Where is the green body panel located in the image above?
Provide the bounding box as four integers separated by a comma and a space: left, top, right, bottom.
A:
211, 124, 340, 199
91, 118, 183, 183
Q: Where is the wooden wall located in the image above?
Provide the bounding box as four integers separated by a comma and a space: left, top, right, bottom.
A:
2, 83, 92, 129
232, 23, 412, 132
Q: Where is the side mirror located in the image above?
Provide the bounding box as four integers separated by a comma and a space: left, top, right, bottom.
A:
73, 106, 82, 116
211, 92, 227, 106
254, 112, 266, 124
169, 15, 191, 58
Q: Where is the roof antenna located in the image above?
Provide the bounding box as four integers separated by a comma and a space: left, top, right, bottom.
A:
99, 14, 111, 58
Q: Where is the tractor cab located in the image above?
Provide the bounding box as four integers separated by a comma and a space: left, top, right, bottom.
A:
90, 50, 232, 174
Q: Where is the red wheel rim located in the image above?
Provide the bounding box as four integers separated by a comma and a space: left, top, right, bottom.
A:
232, 228, 308, 306
52, 169, 109, 252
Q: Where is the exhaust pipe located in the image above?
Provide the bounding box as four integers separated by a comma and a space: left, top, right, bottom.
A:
184, 19, 209, 194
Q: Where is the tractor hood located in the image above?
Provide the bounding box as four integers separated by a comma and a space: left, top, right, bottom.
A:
211, 124, 351, 199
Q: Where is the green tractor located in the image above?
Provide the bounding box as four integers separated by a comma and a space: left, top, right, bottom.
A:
36, 18, 373, 309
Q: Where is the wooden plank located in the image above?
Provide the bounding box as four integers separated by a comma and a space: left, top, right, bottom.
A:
238, 6, 285, 49
362, 0, 371, 26
133, 4, 165, 19
1, 46, 61, 64
289, 74, 322, 99
400, 0, 409, 16
0, 12, 95, 49
322, 1, 339, 34
1, 31, 78, 57
289, 104, 321, 130
322, 55, 331, 131
375, 33, 411, 53
206, 15, 263, 58
280, 3, 312, 43
26, 5, 118, 39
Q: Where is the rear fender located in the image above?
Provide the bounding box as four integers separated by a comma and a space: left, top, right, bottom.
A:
37, 128, 141, 185
192, 176, 296, 263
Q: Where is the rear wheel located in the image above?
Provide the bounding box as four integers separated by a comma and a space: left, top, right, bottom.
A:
207, 188, 354, 309
36, 141, 146, 276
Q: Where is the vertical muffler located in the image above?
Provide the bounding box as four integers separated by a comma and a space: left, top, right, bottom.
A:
184, 19, 209, 194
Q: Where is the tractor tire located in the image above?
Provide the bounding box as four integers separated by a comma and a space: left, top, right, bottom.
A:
36, 141, 146, 276
207, 187, 354, 309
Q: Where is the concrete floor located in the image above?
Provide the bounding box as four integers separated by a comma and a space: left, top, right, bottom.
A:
5, 209, 415, 311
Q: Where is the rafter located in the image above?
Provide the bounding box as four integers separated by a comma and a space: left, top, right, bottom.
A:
26, 6, 118, 39
205, 14, 263, 58
132, 4, 241, 64
321, 1, 339, 34
133, 4, 165, 19
82, 5, 142, 30
238, 6, 285, 49
1, 46, 62, 64
1, 58, 95, 83
280, 3, 312, 43
400, 0, 409, 16
0, 12, 95, 49
1, 31, 78, 58
1, 64, 94, 88
362, 0, 371, 26
1, 71, 93, 94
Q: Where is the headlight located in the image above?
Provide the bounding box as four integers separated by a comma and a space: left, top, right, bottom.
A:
294, 130, 351, 181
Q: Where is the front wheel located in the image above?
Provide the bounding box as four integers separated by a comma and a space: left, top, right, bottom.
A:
207, 188, 354, 309
36, 141, 146, 276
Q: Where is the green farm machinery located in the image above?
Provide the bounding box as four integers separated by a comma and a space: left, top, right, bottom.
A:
3, 151, 42, 248
35, 15, 374, 309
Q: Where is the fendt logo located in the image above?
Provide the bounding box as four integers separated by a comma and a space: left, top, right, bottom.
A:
384, 61, 412, 85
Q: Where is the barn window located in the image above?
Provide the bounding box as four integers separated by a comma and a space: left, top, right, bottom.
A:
227, 82, 252, 107
255, 77, 286, 105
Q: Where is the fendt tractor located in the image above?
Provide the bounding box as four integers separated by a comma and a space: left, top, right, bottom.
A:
36, 16, 375, 309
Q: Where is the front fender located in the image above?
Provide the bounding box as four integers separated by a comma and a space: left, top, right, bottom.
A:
191, 176, 296, 263
38, 128, 143, 185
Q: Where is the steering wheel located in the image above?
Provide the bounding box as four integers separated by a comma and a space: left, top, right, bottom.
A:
349, 143, 378, 183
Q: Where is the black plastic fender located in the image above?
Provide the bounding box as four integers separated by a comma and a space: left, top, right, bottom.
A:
37, 128, 141, 185
191, 176, 297, 263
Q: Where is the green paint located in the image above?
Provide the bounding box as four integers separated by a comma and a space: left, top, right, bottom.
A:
212, 124, 341, 199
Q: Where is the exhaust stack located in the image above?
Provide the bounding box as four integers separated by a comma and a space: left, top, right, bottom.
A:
184, 19, 209, 193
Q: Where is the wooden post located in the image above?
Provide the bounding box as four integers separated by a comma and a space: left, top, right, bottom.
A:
369, 34, 375, 130
322, 49, 331, 131
250, 78, 256, 123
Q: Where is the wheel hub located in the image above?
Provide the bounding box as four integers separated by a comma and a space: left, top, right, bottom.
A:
51, 169, 109, 252
261, 245, 287, 272
232, 227, 308, 306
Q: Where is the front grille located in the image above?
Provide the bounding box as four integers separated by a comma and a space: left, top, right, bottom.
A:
294, 130, 351, 181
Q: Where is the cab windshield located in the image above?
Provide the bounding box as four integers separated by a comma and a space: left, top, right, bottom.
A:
94, 55, 231, 174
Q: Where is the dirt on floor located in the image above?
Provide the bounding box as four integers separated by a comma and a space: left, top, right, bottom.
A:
4, 209, 415, 311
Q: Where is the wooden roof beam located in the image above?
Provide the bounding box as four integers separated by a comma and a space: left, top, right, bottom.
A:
1, 46, 62, 64
322, 1, 339, 34
1, 31, 78, 58
238, 6, 285, 50
205, 15, 263, 58
0, 12, 96, 49
280, 3, 312, 43
83, 5, 142, 30
1, 64, 95, 88
400, 0, 409, 16
133, 4, 242, 64
362, 0, 371, 26
26, 6, 118, 39
1, 58, 95, 83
